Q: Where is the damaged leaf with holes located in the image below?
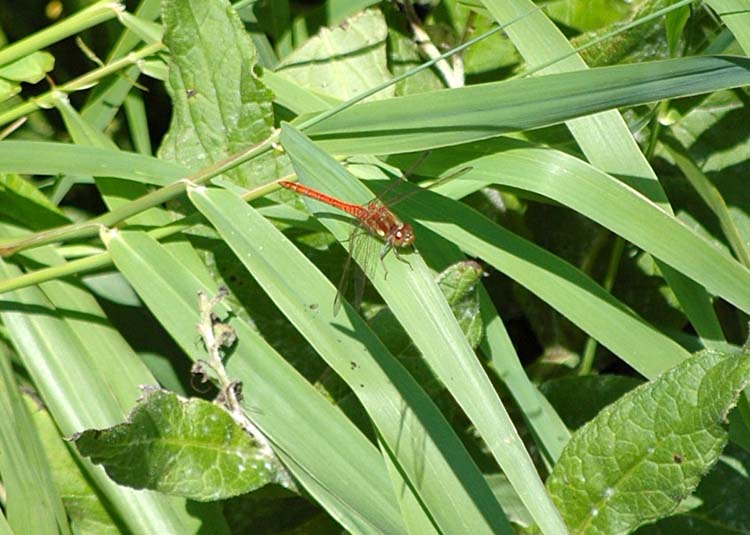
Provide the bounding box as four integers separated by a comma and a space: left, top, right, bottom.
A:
546, 349, 750, 534
74, 389, 280, 502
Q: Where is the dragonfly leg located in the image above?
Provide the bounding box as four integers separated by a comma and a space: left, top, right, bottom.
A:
392, 246, 413, 270
379, 242, 393, 280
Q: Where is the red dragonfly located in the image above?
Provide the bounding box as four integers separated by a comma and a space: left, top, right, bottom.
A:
279, 166, 468, 313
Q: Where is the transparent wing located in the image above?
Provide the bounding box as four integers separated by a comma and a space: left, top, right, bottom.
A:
333, 226, 376, 316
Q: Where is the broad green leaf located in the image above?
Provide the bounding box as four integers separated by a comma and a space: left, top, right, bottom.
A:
573, 0, 670, 67
436, 260, 485, 348
0, 353, 70, 535
0, 231, 214, 535
304, 56, 750, 154
276, 9, 393, 101
106, 230, 405, 534
547, 349, 750, 534
0, 141, 188, 185
637, 445, 750, 534
326, 0, 381, 25
545, 0, 632, 32
159, 0, 282, 188
75, 389, 277, 501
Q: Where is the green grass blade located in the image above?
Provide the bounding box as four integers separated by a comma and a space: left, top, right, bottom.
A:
479, 289, 572, 462
706, 0, 750, 54
661, 136, 750, 268
187, 186, 514, 534
279, 124, 567, 534
0, 240, 212, 534
304, 56, 750, 154
0, 353, 70, 535
481, 0, 727, 353
412, 146, 750, 317
0, 141, 187, 185
105, 230, 407, 534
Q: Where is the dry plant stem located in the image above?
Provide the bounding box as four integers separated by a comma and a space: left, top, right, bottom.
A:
0, 117, 26, 140
452, 10, 477, 86
403, 0, 463, 88
196, 289, 274, 458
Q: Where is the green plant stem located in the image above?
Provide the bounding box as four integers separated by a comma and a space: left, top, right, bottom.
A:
0, 176, 285, 294
0, 41, 166, 126
0, 131, 280, 256
579, 236, 625, 375
0, 1, 123, 67
1, 5, 532, 263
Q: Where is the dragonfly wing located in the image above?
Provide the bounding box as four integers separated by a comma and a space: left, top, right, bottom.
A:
333, 227, 374, 315
333, 239, 354, 316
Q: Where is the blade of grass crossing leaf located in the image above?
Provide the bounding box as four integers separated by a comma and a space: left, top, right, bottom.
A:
0, 353, 70, 535
706, 0, 750, 54
304, 56, 750, 154
479, 290, 571, 462
419, 148, 750, 316
661, 136, 750, 268
279, 124, 567, 534
105, 230, 406, 534
187, 186, 515, 534
0, 258, 208, 534
406, 215, 571, 463
480, 0, 727, 353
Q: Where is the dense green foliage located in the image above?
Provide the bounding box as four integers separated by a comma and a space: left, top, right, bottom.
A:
0, 1, 749, 534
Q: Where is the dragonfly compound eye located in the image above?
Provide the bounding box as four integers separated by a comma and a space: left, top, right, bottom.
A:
394, 224, 415, 247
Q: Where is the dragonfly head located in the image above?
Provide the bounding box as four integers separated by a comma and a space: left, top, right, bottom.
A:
391, 223, 415, 247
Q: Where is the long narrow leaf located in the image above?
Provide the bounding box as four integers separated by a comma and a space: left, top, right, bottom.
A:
278, 124, 568, 534
303, 56, 750, 154
187, 186, 514, 534
105, 230, 407, 535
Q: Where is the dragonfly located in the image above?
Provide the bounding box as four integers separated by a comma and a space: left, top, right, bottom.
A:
279, 165, 469, 313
